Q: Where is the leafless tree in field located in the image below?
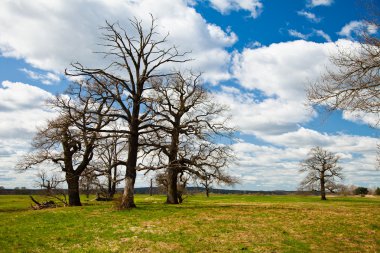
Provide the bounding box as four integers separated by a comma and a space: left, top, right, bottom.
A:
141, 72, 236, 204
92, 134, 127, 199
35, 170, 68, 205
66, 17, 189, 208
299, 146, 343, 200
18, 81, 111, 206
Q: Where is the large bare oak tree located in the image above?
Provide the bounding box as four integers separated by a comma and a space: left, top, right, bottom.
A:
66, 17, 189, 208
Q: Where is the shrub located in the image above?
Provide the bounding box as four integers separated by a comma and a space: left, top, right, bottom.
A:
375, 187, 380, 196
354, 187, 369, 196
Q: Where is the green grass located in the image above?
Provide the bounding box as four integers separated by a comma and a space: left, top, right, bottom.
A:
0, 194, 379, 252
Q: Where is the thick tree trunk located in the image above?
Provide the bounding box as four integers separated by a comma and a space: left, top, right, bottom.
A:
166, 168, 179, 204
206, 187, 210, 198
120, 97, 141, 209
320, 173, 326, 200
66, 173, 81, 206
120, 129, 139, 209
121, 173, 136, 208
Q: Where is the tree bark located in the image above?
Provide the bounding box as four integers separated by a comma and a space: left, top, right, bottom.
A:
66, 173, 81, 206
166, 168, 179, 204
320, 172, 327, 200
120, 96, 141, 209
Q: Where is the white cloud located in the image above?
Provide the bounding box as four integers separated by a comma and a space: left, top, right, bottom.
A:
338, 20, 378, 39
0, 81, 56, 188
297, 10, 321, 23
342, 111, 380, 128
288, 29, 309, 40
308, 0, 333, 7
19, 68, 60, 85
208, 0, 263, 18
0, 0, 237, 84
207, 24, 238, 47
231, 40, 341, 101
213, 89, 315, 136
313, 29, 332, 42
231, 130, 378, 190
0, 81, 53, 111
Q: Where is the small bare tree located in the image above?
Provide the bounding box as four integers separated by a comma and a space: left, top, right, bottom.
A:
35, 170, 68, 206
299, 146, 343, 200
198, 171, 238, 197
92, 134, 127, 199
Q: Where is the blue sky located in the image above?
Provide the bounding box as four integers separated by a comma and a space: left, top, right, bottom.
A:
0, 0, 379, 190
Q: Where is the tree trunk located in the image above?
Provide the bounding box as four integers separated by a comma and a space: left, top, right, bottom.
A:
120, 99, 140, 209
149, 178, 153, 196
320, 173, 327, 200
206, 187, 210, 198
166, 168, 179, 204
66, 173, 81, 206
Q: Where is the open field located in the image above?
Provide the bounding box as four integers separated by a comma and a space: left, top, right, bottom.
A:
0, 194, 379, 253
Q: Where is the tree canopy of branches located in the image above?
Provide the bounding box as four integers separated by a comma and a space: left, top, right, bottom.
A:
141, 72, 236, 204
66, 17, 189, 208
18, 81, 111, 206
299, 146, 343, 200
307, 16, 380, 122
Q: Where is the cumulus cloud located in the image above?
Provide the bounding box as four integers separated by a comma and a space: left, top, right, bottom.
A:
231, 131, 378, 190
297, 10, 321, 23
0, 81, 56, 188
0, 81, 53, 112
208, 0, 263, 18
307, 0, 333, 7
0, 0, 237, 84
19, 68, 60, 85
342, 111, 380, 128
231, 40, 342, 100
338, 20, 378, 39
213, 88, 315, 136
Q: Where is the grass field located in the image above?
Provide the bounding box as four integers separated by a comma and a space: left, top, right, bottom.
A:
0, 194, 379, 253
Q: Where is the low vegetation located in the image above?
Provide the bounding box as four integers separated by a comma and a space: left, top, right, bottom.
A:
1, 194, 379, 252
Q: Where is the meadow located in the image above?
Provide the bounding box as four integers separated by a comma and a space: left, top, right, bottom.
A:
0, 194, 379, 253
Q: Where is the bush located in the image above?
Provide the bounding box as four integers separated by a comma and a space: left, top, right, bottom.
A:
375, 187, 380, 196
354, 187, 369, 196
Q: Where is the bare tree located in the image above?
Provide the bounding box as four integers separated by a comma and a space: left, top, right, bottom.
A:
198, 171, 238, 197
66, 17, 189, 208
79, 167, 99, 199
141, 72, 235, 204
299, 146, 343, 200
18, 81, 110, 206
35, 170, 68, 205
93, 134, 127, 199
307, 11, 380, 121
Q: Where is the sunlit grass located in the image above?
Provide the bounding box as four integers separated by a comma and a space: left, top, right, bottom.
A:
0, 194, 379, 252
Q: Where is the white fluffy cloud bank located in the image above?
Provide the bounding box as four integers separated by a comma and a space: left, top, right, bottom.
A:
0, 0, 237, 84
0, 81, 56, 188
